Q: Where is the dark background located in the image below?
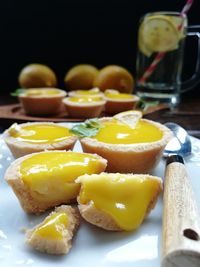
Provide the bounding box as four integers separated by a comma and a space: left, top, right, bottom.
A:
0, 0, 200, 95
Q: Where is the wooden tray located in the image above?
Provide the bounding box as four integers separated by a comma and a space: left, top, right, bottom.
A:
0, 103, 169, 123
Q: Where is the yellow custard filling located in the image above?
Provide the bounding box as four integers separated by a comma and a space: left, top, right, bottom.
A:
32, 212, 68, 240
105, 92, 135, 100
93, 119, 163, 144
19, 151, 104, 204
68, 96, 103, 103
73, 90, 100, 95
25, 89, 62, 96
9, 124, 73, 144
78, 174, 161, 231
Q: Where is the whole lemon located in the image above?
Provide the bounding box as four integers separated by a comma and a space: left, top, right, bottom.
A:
64, 64, 99, 91
93, 65, 134, 93
18, 63, 57, 88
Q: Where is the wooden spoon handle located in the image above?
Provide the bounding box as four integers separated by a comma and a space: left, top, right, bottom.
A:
162, 155, 200, 267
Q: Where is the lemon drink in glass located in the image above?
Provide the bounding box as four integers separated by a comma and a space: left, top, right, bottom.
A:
136, 12, 187, 106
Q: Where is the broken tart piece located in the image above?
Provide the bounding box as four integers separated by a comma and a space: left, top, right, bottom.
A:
26, 205, 79, 255
76, 173, 162, 231
4, 150, 107, 213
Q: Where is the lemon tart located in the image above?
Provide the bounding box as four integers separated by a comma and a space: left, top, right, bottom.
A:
104, 89, 139, 115
18, 88, 67, 115
68, 87, 104, 98
80, 111, 172, 173
4, 150, 107, 213
76, 173, 162, 231
26, 205, 79, 255
3, 122, 78, 158
63, 96, 105, 118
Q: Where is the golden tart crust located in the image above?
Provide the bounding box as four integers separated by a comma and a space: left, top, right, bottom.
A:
26, 205, 80, 255
19, 88, 66, 115
80, 117, 172, 173
76, 173, 162, 231
4, 150, 107, 213
104, 92, 139, 115
63, 96, 105, 118
3, 122, 78, 158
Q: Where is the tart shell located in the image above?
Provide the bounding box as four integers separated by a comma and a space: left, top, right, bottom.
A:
63, 98, 105, 118
80, 117, 172, 173
104, 95, 140, 115
4, 150, 107, 213
19, 88, 67, 115
3, 122, 78, 158
77, 173, 162, 231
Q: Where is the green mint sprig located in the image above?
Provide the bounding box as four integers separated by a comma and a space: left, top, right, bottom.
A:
137, 99, 159, 111
10, 88, 26, 97
70, 118, 102, 138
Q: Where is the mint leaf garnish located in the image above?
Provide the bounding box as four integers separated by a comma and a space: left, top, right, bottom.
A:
10, 88, 26, 97
137, 99, 159, 111
70, 118, 102, 138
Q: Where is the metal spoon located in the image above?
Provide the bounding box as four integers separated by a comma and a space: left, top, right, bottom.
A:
162, 122, 200, 267
163, 122, 192, 157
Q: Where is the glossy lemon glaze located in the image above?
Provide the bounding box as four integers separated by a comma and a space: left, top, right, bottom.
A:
79, 174, 161, 231
93, 119, 163, 144
25, 89, 62, 96
68, 96, 103, 103
10, 124, 73, 144
32, 212, 68, 240
105, 92, 135, 100
20, 151, 104, 204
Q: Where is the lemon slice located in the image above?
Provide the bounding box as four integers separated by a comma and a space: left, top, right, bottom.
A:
138, 22, 154, 57
170, 16, 186, 39
139, 15, 180, 55
8, 123, 21, 135
105, 89, 119, 95
8, 123, 34, 137
114, 110, 142, 128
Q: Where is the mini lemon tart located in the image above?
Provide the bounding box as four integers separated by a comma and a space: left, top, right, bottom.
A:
18, 88, 67, 115
80, 111, 172, 173
3, 122, 78, 158
26, 205, 79, 255
68, 87, 104, 98
4, 150, 107, 213
63, 96, 105, 118
104, 89, 139, 115
76, 173, 162, 231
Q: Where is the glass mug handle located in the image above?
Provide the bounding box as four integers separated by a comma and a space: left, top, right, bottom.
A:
181, 26, 200, 92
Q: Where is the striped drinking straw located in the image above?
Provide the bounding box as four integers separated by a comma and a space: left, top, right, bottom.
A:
138, 0, 194, 84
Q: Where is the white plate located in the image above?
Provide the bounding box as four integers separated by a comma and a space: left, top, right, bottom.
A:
0, 135, 200, 267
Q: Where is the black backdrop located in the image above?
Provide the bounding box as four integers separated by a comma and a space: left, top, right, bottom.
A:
1, 0, 200, 94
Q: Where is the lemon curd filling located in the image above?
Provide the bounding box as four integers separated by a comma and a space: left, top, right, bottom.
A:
19, 151, 104, 204
10, 124, 73, 144
105, 92, 135, 100
79, 174, 161, 231
93, 119, 163, 144
68, 96, 103, 103
32, 212, 68, 240
25, 89, 61, 96
73, 90, 100, 95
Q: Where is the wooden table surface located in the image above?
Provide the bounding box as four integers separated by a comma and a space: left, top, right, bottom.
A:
0, 92, 200, 138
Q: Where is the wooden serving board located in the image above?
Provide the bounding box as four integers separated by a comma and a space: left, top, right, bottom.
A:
0, 103, 169, 122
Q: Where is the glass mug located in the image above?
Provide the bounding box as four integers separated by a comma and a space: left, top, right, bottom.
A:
135, 12, 200, 106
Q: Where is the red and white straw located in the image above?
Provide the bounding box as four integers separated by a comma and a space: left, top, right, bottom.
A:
138, 0, 194, 84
